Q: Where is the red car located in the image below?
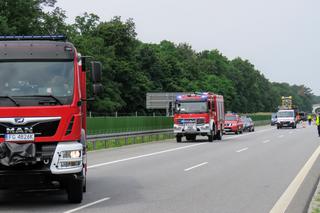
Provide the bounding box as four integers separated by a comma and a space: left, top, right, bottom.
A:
224, 113, 244, 134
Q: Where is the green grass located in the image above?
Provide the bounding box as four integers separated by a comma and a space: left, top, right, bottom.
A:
244, 113, 272, 121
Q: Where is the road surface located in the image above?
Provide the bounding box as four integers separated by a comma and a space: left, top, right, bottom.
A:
1, 124, 319, 213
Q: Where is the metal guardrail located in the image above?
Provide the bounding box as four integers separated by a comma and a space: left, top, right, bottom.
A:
87, 129, 174, 150
87, 128, 173, 142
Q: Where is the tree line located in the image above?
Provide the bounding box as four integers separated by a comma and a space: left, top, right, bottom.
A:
0, 0, 318, 113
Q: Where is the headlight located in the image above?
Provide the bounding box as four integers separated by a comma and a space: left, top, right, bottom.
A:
60, 150, 81, 159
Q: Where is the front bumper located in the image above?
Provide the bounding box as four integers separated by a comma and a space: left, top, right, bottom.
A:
277, 121, 295, 127
224, 126, 238, 132
0, 141, 84, 188
173, 124, 211, 135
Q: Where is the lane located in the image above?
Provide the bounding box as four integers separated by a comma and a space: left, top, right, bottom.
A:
77, 124, 320, 213
0, 124, 319, 213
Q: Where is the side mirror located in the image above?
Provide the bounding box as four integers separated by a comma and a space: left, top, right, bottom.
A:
93, 83, 103, 96
91, 61, 102, 83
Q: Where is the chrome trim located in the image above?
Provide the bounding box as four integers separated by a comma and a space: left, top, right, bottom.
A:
0, 117, 61, 125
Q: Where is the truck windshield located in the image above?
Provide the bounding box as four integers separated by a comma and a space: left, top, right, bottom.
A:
0, 61, 74, 106
176, 101, 208, 114
277, 111, 294, 118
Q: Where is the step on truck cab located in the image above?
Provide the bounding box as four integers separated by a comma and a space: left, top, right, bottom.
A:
0, 35, 103, 203
173, 92, 225, 142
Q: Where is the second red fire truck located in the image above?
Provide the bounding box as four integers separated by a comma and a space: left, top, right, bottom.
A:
173, 92, 225, 142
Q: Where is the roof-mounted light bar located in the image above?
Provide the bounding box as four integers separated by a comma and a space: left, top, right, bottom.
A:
0, 35, 67, 41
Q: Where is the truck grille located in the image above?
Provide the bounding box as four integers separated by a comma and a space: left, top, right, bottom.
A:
0, 120, 60, 138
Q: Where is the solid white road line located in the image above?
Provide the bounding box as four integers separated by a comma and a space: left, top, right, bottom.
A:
236, 147, 248, 153
88, 143, 206, 169
184, 162, 208, 172
262, 140, 271, 144
64, 197, 111, 213
270, 144, 320, 213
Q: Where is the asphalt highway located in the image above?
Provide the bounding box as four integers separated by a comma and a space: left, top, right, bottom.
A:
0, 124, 320, 213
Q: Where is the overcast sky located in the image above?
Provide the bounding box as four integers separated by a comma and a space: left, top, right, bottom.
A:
57, 0, 320, 95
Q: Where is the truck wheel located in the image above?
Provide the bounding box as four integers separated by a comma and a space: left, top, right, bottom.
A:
216, 130, 222, 140
235, 131, 238, 135
176, 136, 182, 143
83, 176, 87, 193
67, 179, 83, 203
208, 130, 214, 142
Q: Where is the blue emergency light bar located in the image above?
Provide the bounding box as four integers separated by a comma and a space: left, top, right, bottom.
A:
0, 35, 67, 41
176, 93, 208, 101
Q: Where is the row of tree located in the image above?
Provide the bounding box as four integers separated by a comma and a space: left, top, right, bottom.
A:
0, 0, 318, 113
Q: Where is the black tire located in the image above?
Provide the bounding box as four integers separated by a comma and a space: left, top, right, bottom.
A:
277, 126, 280, 129
176, 135, 182, 143
216, 130, 222, 140
252, 127, 255, 132
235, 131, 238, 135
67, 179, 83, 203
83, 176, 87, 193
208, 130, 214, 142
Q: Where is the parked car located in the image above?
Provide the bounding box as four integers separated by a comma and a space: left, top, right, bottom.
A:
241, 116, 255, 132
271, 113, 277, 126
224, 113, 244, 134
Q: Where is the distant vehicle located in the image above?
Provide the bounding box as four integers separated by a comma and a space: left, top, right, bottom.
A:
173, 92, 225, 142
271, 113, 277, 126
242, 116, 255, 132
298, 112, 307, 122
276, 109, 297, 129
224, 113, 244, 134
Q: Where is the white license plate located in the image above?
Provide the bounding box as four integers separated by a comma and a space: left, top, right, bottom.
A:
5, 134, 35, 142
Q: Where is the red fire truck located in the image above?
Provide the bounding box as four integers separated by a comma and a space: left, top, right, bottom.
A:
0, 35, 102, 203
173, 92, 225, 142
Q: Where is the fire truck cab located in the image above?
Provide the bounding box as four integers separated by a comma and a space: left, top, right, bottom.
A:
0, 35, 102, 203
173, 92, 225, 142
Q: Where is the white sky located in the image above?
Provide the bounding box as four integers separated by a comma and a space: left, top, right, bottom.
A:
57, 0, 320, 95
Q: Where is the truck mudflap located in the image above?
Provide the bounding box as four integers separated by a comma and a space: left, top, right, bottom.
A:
0, 142, 36, 167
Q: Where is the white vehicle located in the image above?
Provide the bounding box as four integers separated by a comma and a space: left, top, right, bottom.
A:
276, 109, 297, 129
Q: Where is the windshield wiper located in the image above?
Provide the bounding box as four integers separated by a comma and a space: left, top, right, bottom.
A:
20, 95, 63, 105
0, 96, 20, 106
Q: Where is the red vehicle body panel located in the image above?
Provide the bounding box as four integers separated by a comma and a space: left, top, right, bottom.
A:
224, 113, 244, 133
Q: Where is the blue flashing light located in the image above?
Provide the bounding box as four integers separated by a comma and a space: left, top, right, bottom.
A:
0, 35, 67, 41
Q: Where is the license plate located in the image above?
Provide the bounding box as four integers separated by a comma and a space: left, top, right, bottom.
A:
5, 134, 35, 142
